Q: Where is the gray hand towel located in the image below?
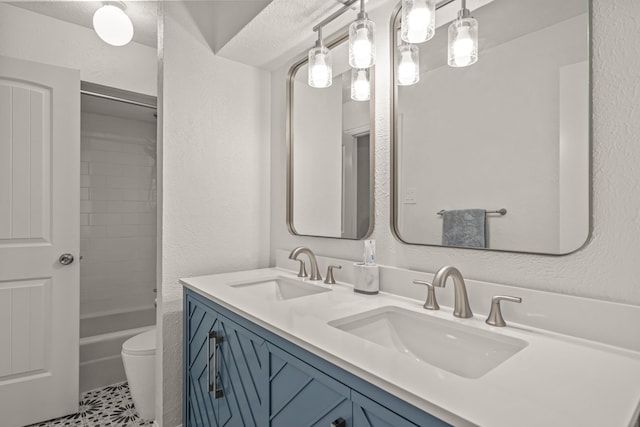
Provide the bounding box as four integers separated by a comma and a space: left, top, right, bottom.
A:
442, 209, 486, 248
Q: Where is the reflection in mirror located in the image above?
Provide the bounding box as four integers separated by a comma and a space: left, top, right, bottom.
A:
288, 35, 374, 239
391, 0, 590, 254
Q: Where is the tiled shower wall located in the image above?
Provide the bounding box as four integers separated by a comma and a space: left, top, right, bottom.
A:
80, 112, 157, 317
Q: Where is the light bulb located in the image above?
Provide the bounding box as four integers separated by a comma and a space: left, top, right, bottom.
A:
401, 0, 435, 44
311, 56, 329, 85
93, 4, 134, 47
349, 19, 376, 69
397, 44, 419, 86
453, 27, 473, 61
352, 29, 372, 67
351, 68, 370, 101
308, 44, 332, 88
448, 16, 478, 67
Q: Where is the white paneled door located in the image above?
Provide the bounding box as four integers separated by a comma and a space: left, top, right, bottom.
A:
0, 55, 80, 426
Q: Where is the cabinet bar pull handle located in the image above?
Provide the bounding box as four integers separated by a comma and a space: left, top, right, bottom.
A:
207, 331, 224, 398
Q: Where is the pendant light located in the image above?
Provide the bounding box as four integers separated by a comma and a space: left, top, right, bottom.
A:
349, 0, 376, 69
397, 44, 419, 86
447, 0, 478, 67
401, 0, 435, 44
308, 29, 332, 88
93, 2, 134, 47
351, 68, 370, 101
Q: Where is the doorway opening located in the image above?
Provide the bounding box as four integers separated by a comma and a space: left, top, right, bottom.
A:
78, 82, 157, 392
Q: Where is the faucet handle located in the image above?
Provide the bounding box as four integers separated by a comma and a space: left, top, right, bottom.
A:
486, 295, 522, 327
413, 280, 440, 310
324, 265, 342, 285
295, 259, 308, 278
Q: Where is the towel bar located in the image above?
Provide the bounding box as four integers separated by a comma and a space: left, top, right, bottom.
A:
437, 208, 507, 216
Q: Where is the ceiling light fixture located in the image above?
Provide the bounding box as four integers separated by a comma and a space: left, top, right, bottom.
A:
401, 0, 435, 44
448, 0, 478, 67
396, 0, 479, 86
351, 68, 371, 101
397, 43, 419, 86
307, 0, 376, 89
349, 0, 376, 69
397, 0, 478, 77
308, 29, 333, 88
93, 2, 134, 47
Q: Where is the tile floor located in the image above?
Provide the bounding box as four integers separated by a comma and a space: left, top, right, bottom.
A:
26, 382, 153, 427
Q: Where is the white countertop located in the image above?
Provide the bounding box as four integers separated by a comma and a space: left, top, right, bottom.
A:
181, 267, 640, 427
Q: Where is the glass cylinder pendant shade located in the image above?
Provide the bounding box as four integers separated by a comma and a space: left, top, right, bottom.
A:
349, 18, 376, 69
397, 44, 419, 86
448, 16, 478, 67
308, 44, 332, 88
351, 68, 370, 101
401, 0, 435, 44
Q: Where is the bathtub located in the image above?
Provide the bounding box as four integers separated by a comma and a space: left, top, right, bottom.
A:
79, 307, 155, 392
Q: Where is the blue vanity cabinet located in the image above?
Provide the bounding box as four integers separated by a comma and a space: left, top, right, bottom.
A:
268, 342, 352, 426
184, 291, 269, 427
184, 289, 451, 427
352, 391, 420, 427
184, 291, 221, 426
217, 314, 269, 426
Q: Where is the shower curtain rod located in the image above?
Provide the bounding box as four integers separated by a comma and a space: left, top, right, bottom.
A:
80, 89, 157, 110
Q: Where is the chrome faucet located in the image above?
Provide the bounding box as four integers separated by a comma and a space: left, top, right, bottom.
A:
288, 247, 322, 281
432, 266, 473, 318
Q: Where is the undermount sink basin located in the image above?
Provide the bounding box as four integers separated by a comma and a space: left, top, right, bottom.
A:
329, 306, 527, 378
228, 276, 331, 301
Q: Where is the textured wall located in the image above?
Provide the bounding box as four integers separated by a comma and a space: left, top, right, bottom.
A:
0, 3, 157, 96
160, 3, 271, 425
270, 0, 640, 306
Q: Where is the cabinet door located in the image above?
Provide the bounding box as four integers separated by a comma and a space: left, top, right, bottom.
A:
352, 391, 449, 427
184, 294, 222, 427
268, 343, 352, 427
217, 315, 269, 427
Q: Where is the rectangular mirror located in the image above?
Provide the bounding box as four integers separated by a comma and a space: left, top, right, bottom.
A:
391, 0, 590, 254
287, 33, 375, 239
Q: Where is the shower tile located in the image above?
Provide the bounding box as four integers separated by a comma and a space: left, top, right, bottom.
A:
90, 188, 124, 201
27, 382, 153, 427
87, 139, 125, 153
80, 150, 106, 163
105, 151, 153, 167
89, 213, 124, 226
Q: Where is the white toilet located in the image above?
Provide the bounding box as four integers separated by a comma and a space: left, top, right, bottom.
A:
122, 328, 156, 421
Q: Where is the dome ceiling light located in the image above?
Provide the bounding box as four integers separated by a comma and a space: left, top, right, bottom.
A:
93, 2, 134, 47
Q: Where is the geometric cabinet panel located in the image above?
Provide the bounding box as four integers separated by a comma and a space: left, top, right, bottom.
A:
269, 345, 351, 427
0, 278, 50, 378
185, 296, 219, 427
184, 294, 268, 427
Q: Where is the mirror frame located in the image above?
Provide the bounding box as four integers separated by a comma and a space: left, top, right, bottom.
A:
389, 1, 593, 255
286, 32, 376, 240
